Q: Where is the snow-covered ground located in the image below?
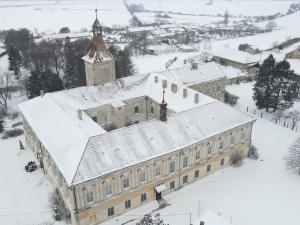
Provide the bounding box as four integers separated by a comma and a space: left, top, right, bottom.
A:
102, 117, 300, 225
0, 0, 131, 32
127, 0, 294, 17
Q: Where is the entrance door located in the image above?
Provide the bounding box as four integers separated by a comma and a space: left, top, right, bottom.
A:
155, 190, 162, 201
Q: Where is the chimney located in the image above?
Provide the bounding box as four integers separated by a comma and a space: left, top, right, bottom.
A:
162, 79, 168, 89
191, 62, 198, 70
160, 91, 167, 122
171, 83, 177, 93
154, 76, 158, 83
183, 88, 187, 98
200, 222, 205, 225
194, 93, 199, 104
77, 109, 83, 120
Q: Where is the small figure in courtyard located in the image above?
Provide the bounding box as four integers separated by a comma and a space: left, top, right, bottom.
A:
19, 140, 24, 150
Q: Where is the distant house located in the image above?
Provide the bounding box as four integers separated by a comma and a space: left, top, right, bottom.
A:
212, 47, 260, 69
238, 43, 260, 55
285, 47, 300, 59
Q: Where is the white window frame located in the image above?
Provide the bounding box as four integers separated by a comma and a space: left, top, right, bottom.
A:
139, 171, 146, 183
106, 183, 112, 196
86, 191, 94, 204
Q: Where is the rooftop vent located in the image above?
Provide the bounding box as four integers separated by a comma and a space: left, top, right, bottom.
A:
191, 62, 198, 70
194, 93, 199, 104
77, 109, 82, 120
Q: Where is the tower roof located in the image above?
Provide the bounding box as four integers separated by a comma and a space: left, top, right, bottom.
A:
82, 9, 114, 64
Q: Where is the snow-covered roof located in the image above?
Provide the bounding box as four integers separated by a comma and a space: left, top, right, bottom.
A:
158, 62, 227, 86
287, 59, 300, 75
19, 73, 215, 185
213, 47, 260, 64
73, 101, 255, 185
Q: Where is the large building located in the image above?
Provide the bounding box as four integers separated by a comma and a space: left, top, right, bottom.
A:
19, 14, 256, 225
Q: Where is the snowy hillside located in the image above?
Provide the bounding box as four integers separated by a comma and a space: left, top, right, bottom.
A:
0, 0, 131, 32
127, 0, 294, 17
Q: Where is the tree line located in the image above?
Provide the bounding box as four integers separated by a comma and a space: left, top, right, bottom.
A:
253, 54, 298, 112
1, 28, 134, 101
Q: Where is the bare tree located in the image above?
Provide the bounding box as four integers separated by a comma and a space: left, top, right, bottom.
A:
0, 71, 13, 110
285, 138, 300, 174
287, 110, 300, 130
136, 213, 169, 225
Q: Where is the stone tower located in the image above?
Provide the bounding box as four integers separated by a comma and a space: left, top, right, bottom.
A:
82, 10, 116, 86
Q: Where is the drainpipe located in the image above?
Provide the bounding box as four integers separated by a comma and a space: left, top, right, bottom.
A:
177, 150, 183, 189
72, 186, 79, 225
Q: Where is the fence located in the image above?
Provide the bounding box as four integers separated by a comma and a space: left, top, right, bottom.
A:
234, 104, 300, 132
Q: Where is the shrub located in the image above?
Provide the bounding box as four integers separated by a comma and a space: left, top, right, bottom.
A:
1, 128, 23, 139
12, 121, 22, 127
248, 144, 259, 160
230, 152, 244, 167
49, 190, 71, 222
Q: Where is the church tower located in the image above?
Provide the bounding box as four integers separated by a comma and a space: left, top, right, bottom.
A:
82, 10, 116, 86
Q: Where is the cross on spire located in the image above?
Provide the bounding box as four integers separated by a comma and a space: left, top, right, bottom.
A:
95, 8, 98, 19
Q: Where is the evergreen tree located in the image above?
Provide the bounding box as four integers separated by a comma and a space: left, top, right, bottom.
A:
26, 70, 42, 99
25, 70, 64, 99
8, 46, 22, 85
118, 47, 134, 78
108, 45, 134, 79
272, 60, 297, 111
253, 54, 276, 111
41, 70, 64, 93
63, 39, 89, 88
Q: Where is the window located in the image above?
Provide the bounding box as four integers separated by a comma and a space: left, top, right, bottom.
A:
241, 132, 245, 141
134, 121, 139, 124
107, 207, 114, 217
182, 156, 188, 168
183, 175, 188, 184
195, 151, 201, 160
86, 191, 94, 203
207, 164, 211, 172
125, 199, 131, 209
151, 106, 154, 114
155, 165, 161, 177
219, 140, 224, 149
92, 116, 97, 122
139, 171, 146, 183
141, 193, 147, 202
217, 86, 221, 91
170, 181, 175, 189
169, 161, 175, 173
208, 146, 212, 155
106, 183, 112, 196
134, 106, 139, 113
123, 178, 130, 189
230, 134, 235, 145
220, 158, 225, 166
195, 170, 199, 178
